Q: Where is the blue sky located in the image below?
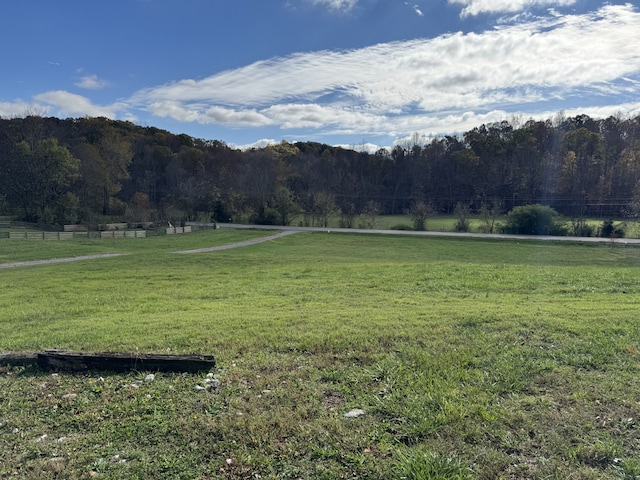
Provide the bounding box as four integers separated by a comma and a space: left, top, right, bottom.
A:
1, 1, 639, 151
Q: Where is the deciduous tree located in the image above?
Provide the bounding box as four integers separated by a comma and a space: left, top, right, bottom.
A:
7, 138, 79, 223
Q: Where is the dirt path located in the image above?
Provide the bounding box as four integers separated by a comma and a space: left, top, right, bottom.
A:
0, 254, 125, 270
172, 230, 301, 254
0, 231, 301, 269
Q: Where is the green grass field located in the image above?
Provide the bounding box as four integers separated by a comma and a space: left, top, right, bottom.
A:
289, 213, 640, 238
1, 229, 640, 478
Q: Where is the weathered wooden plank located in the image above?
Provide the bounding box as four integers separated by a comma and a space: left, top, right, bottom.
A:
37, 350, 215, 372
64, 224, 89, 232
0, 352, 38, 367
1, 351, 215, 372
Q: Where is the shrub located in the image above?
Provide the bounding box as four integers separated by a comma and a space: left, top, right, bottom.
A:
454, 219, 470, 232
358, 201, 380, 229
454, 202, 471, 232
599, 219, 625, 238
409, 202, 434, 231
390, 223, 413, 230
108, 198, 128, 216
252, 208, 279, 225
569, 218, 594, 237
479, 199, 503, 234
502, 204, 566, 236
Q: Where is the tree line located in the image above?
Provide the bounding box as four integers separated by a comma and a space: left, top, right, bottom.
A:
1, 114, 640, 228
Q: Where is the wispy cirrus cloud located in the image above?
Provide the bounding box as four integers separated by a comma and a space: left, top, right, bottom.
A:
448, 0, 578, 17
128, 4, 640, 139
4, 3, 639, 147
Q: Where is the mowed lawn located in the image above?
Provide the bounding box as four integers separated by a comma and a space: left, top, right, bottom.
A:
1, 230, 640, 479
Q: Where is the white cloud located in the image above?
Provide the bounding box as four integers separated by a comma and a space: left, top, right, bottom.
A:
33, 91, 123, 118
7, 4, 639, 147
335, 141, 384, 153
234, 138, 279, 150
147, 101, 273, 126
263, 103, 380, 129
75, 74, 110, 90
448, 0, 578, 18
147, 101, 202, 122
128, 4, 640, 142
309, 0, 358, 12
202, 106, 273, 126
0, 100, 49, 118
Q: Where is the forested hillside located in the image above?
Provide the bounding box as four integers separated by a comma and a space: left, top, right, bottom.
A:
1, 114, 640, 227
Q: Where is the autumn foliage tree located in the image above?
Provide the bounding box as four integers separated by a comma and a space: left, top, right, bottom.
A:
2, 114, 640, 229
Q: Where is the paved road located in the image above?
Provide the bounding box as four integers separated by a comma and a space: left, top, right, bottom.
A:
214, 223, 640, 245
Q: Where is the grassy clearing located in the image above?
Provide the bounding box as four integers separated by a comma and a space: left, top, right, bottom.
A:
288, 213, 485, 232
1, 231, 640, 478
289, 213, 640, 238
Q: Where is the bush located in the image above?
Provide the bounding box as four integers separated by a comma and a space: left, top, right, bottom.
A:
252, 207, 279, 225
409, 202, 434, 231
163, 206, 188, 227
454, 202, 471, 232
502, 204, 566, 236
390, 223, 413, 230
108, 198, 128, 216
454, 219, 470, 232
569, 218, 594, 237
599, 219, 625, 238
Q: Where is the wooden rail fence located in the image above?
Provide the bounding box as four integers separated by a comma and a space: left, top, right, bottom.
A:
4, 231, 147, 240
0, 222, 211, 240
